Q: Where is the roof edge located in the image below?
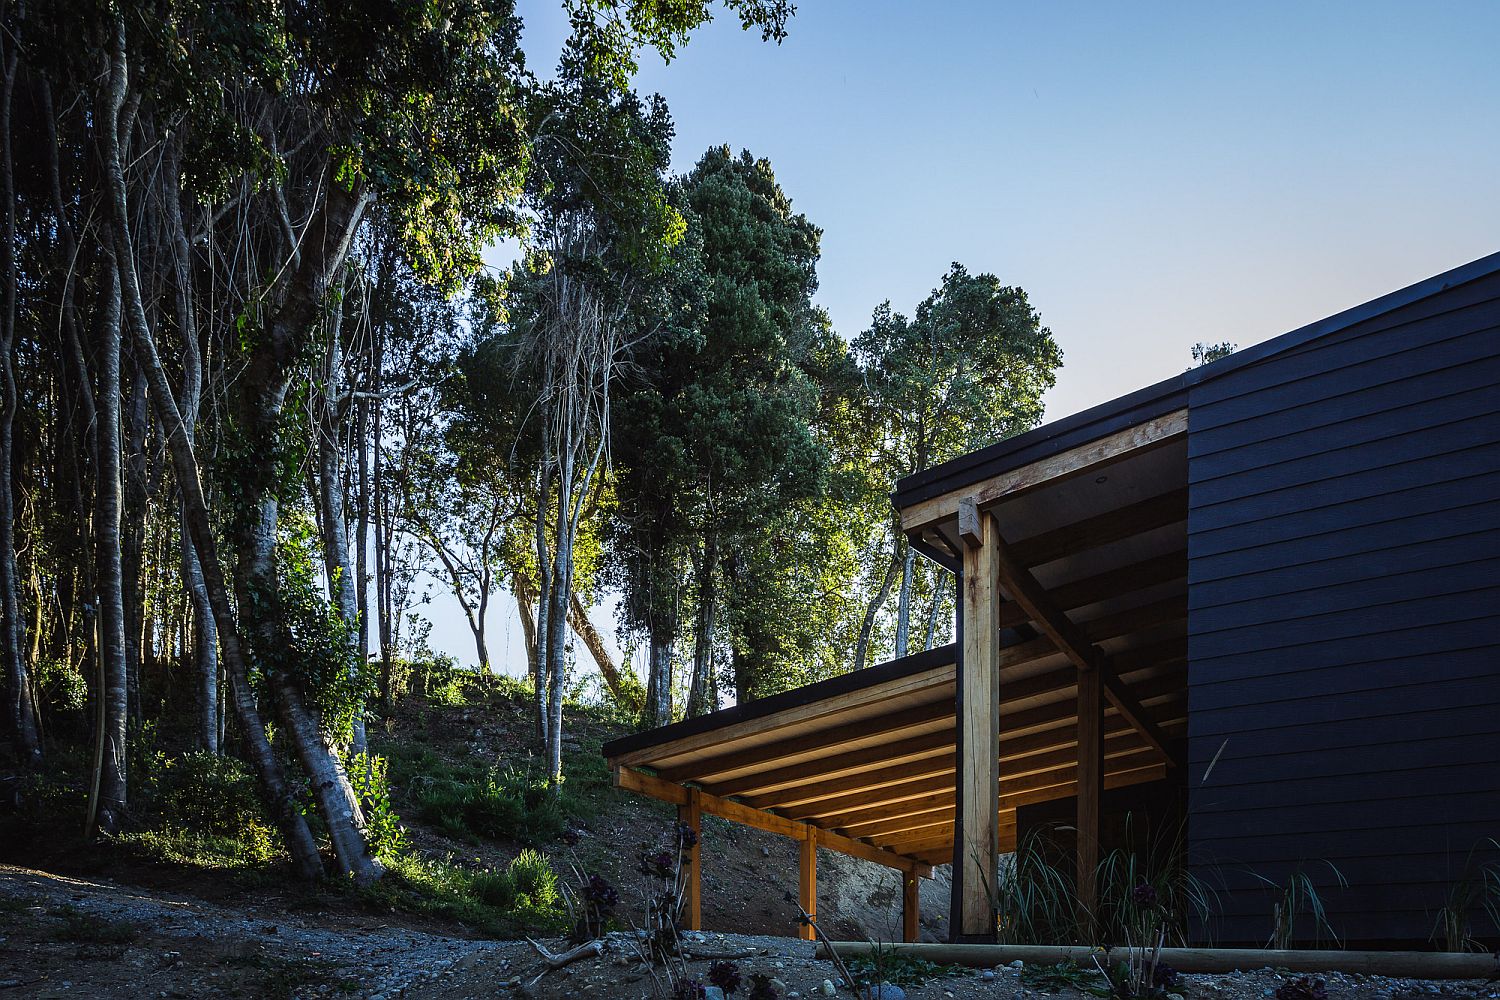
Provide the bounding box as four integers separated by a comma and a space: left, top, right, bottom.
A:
893, 248, 1500, 511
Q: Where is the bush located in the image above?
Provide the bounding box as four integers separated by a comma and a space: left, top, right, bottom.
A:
413, 765, 567, 846
346, 752, 406, 862
142, 751, 279, 862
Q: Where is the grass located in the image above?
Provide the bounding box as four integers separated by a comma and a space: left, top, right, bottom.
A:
847, 944, 963, 988
364, 850, 568, 936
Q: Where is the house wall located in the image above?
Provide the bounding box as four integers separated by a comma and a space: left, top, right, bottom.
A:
1185, 269, 1500, 946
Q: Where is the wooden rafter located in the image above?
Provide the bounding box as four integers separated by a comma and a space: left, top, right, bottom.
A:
613, 766, 932, 877
990, 527, 1182, 769
899, 409, 1187, 534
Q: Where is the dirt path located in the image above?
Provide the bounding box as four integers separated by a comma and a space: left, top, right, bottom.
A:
3, 865, 1497, 999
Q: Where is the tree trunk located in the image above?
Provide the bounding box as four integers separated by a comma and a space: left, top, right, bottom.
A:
686, 533, 716, 718
894, 542, 914, 659
645, 624, 673, 727
0, 40, 38, 765
568, 593, 637, 712
315, 315, 366, 754
853, 548, 901, 671
94, 254, 129, 835
514, 573, 538, 687
924, 569, 947, 651
97, 19, 329, 879
161, 139, 218, 753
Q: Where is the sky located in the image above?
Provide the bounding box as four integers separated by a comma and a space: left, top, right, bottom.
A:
418, 0, 1500, 677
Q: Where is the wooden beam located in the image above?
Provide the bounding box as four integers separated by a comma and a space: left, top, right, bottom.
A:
678, 787, 702, 931
900, 409, 1188, 534
799, 825, 817, 941
1000, 557, 1186, 629
613, 766, 933, 877
990, 527, 1182, 769
1076, 665, 1102, 926
782, 772, 956, 821
808, 728, 1154, 825
655, 698, 954, 783
844, 807, 955, 840
957, 496, 984, 549
723, 666, 1185, 805
610, 660, 955, 768
953, 509, 1000, 941
903, 871, 921, 943
999, 763, 1167, 812
822, 741, 1168, 832
1007, 489, 1188, 569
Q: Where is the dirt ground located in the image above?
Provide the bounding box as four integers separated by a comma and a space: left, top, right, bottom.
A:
4, 864, 1499, 1000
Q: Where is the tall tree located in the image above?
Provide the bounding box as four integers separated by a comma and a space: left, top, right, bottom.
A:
852, 263, 1062, 666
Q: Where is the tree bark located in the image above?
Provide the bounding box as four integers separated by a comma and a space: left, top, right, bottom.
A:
315, 308, 366, 754
853, 548, 901, 671
0, 38, 38, 765
161, 141, 218, 753
686, 533, 716, 718
923, 569, 947, 651
98, 19, 327, 878
894, 541, 914, 659
514, 573, 539, 686
567, 593, 637, 712
93, 57, 131, 833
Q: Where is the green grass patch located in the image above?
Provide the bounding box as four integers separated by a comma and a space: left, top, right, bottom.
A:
365, 849, 568, 936
848, 945, 964, 988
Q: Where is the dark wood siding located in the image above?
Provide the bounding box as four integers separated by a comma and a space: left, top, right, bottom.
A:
1185, 270, 1500, 945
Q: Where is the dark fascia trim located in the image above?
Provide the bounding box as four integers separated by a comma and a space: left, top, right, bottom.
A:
600, 642, 958, 760
893, 248, 1500, 510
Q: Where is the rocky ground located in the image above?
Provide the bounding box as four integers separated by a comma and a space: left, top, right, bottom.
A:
3, 864, 1498, 1000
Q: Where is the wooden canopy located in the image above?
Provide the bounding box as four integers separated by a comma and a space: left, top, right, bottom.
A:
603, 406, 1190, 942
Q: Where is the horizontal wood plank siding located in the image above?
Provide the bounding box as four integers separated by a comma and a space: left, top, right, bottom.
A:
1186, 269, 1500, 946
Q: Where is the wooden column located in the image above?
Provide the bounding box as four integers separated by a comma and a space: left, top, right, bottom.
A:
951, 498, 1000, 941
1076, 663, 1103, 930
902, 871, 921, 942
798, 825, 817, 941
678, 786, 702, 931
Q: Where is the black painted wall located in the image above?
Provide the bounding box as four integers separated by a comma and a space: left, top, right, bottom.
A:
1185, 269, 1500, 946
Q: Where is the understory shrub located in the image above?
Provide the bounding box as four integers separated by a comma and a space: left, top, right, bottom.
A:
139, 751, 279, 863
413, 765, 568, 845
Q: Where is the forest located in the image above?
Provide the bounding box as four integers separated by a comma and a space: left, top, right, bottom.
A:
0, 0, 1062, 888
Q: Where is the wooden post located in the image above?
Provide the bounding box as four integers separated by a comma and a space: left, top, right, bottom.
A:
678, 786, 702, 931
1076, 664, 1103, 931
903, 871, 921, 943
951, 499, 1000, 942
799, 825, 817, 941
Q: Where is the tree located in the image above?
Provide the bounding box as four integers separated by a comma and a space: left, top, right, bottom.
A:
852, 263, 1062, 667
1192, 341, 1237, 366
460, 51, 683, 783
609, 146, 828, 719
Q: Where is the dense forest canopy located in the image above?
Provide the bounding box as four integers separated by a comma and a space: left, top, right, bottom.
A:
0, 0, 1059, 879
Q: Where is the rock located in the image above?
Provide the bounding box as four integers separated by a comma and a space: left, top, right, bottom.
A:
861, 987, 905, 1000
821, 980, 836, 996
1009, 960, 1025, 969
703, 989, 726, 1000
761, 846, 771, 857
981, 970, 996, 980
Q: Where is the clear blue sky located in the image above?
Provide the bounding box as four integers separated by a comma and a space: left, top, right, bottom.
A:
430, 0, 1500, 672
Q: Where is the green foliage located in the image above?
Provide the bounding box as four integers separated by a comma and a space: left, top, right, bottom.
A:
346, 753, 408, 863
991, 820, 1213, 947
412, 764, 570, 846
375, 850, 567, 935
1021, 960, 1101, 993
139, 751, 280, 864
847, 945, 962, 987
1191, 341, 1238, 366
1254, 862, 1347, 950
1431, 839, 1500, 952
271, 512, 372, 744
